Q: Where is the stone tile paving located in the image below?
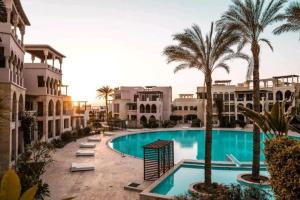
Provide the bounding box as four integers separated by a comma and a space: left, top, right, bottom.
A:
43, 133, 146, 200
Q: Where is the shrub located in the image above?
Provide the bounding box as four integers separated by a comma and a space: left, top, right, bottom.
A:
82, 127, 91, 135
16, 142, 54, 200
264, 136, 300, 199
51, 138, 65, 148
162, 120, 176, 128
175, 184, 270, 200
191, 118, 201, 127
60, 131, 73, 143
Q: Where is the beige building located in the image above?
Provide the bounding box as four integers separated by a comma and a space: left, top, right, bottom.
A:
111, 86, 172, 127
171, 94, 202, 123
197, 75, 300, 126
0, 0, 30, 173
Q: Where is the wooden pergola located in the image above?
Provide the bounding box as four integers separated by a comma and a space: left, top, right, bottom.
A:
143, 140, 174, 181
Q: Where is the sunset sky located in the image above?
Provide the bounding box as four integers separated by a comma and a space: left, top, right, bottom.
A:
22, 0, 300, 105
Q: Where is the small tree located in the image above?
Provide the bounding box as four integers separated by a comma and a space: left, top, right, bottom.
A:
96, 86, 114, 122
16, 142, 55, 200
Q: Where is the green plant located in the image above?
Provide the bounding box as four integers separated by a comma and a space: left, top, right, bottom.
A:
60, 131, 73, 143
274, 1, 300, 39
82, 127, 91, 136
0, 170, 37, 200
175, 184, 270, 200
20, 112, 36, 148
51, 138, 65, 148
164, 23, 248, 185
264, 137, 300, 199
16, 142, 55, 200
191, 118, 201, 127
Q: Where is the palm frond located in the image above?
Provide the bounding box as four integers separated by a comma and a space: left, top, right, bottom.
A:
259, 38, 274, 51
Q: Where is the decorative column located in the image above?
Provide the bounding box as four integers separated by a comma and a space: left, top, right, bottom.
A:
31, 55, 35, 63
59, 58, 62, 71
12, 14, 18, 38
43, 50, 48, 64
52, 55, 55, 67
19, 25, 25, 46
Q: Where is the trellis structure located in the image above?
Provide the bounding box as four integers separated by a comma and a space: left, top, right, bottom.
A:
143, 140, 174, 181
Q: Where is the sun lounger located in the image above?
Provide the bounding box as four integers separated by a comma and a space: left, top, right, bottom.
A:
79, 142, 96, 148
76, 150, 95, 156
88, 137, 101, 142
70, 162, 95, 172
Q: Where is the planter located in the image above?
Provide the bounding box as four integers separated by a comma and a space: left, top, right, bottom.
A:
188, 182, 212, 197
237, 173, 270, 189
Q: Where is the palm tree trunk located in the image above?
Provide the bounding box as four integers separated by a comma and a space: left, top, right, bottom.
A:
251, 41, 261, 180
105, 95, 109, 122
204, 74, 212, 185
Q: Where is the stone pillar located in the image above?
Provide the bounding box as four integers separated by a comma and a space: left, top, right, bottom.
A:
20, 25, 25, 46
43, 50, 48, 64
12, 14, 18, 38
52, 56, 55, 67
59, 58, 62, 71
31, 55, 35, 63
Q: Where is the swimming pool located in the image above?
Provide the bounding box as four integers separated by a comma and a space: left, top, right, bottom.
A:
151, 163, 270, 196
110, 129, 267, 163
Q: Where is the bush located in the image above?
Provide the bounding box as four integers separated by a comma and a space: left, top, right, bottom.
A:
60, 131, 73, 143
162, 120, 176, 128
51, 138, 65, 148
175, 184, 270, 200
82, 127, 91, 135
264, 136, 300, 199
191, 118, 201, 127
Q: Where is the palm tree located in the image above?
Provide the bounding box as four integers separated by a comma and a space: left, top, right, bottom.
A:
274, 1, 300, 39
217, 0, 287, 181
164, 23, 247, 185
96, 86, 114, 122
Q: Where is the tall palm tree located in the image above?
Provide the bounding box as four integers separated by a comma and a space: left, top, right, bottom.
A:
96, 86, 114, 122
164, 23, 247, 185
274, 1, 300, 39
217, 0, 286, 181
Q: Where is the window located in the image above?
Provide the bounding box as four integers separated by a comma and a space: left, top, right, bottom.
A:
114, 104, 120, 113
37, 102, 43, 116
0, 47, 5, 68
178, 106, 182, 111
37, 121, 43, 140
230, 93, 235, 101
230, 105, 235, 112
37, 76, 45, 87
268, 93, 273, 101
64, 119, 69, 128
238, 94, 244, 101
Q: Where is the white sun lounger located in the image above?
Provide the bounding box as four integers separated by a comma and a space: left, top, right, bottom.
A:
76, 150, 95, 156
88, 137, 101, 142
70, 162, 95, 172
79, 142, 96, 148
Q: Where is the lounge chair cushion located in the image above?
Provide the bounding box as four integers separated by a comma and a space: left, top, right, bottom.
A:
76, 150, 95, 156
79, 142, 96, 148
70, 162, 95, 172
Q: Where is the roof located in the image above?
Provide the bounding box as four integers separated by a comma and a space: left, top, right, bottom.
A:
143, 140, 173, 149
25, 44, 66, 59
215, 80, 231, 83
273, 75, 299, 79
14, 0, 30, 25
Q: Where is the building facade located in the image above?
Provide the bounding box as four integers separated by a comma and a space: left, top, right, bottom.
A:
197, 75, 300, 126
111, 86, 172, 127
171, 94, 202, 123
0, 0, 30, 174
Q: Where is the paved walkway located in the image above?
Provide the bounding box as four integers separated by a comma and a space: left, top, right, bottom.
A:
43, 133, 145, 200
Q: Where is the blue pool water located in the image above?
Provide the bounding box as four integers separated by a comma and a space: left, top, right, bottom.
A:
110, 130, 267, 163
151, 164, 270, 196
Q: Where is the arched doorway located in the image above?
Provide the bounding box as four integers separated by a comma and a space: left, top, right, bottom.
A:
140, 116, 147, 125
285, 90, 292, 100
48, 100, 54, 116
56, 100, 61, 115
140, 104, 145, 113
151, 104, 157, 113
276, 91, 283, 101
146, 104, 150, 113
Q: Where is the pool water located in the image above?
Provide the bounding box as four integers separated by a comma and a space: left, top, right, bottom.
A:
151, 164, 270, 196
110, 130, 267, 163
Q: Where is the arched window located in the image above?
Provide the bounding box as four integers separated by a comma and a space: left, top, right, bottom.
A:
56, 100, 61, 115
151, 104, 157, 113
48, 100, 54, 116
246, 103, 253, 109
190, 106, 194, 110
140, 116, 147, 125
18, 94, 24, 120
140, 104, 145, 113
146, 104, 151, 113
237, 103, 244, 112
285, 90, 292, 100
184, 106, 188, 111
276, 91, 283, 101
